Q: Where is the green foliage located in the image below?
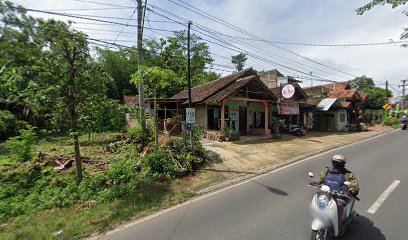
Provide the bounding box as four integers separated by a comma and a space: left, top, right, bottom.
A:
4, 125, 36, 162
0, 156, 145, 220
96, 47, 138, 100
357, 0, 407, 14
363, 87, 392, 109
382, 116, 401, 126
349, 76, 375, 89
0, 110, 25, 141
349, 76, 392, 109
143, 149, 175, 177
128, 124, 147, 144
231, 52, 248, 71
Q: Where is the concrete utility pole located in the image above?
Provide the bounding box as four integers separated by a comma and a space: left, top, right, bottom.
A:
401, 80, 407, 110
187, 21, 194, 170
187, 21, 192, 107
386, 80, 389, 103
137, 0, 146, 129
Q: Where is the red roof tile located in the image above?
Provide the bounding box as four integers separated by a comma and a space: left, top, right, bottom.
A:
123, 95, 139, 107
327, 89, 361, 101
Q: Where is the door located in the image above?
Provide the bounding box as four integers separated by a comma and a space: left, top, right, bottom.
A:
239, 107, 247, 135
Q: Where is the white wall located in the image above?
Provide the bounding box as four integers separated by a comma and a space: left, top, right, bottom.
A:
336, 110, 348, 131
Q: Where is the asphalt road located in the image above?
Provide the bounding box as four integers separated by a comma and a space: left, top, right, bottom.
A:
98, 130, 407, 240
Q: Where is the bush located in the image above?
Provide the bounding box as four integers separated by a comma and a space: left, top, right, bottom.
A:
382, 117, 400, 126
143, 149, 175, 177
128, 124, 147, 144
0, 110, 25, 141
4, 125, 36, 162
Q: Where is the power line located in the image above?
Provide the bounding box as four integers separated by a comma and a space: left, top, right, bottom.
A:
114, 9, 136, 43
70, 0, 133, 8
38, 7, 133, 11
168, 0, 359, 79
146, 6, 338, 82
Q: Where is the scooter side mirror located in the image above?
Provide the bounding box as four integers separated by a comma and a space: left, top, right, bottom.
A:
308, 172, 314, 178
344, 181, 351, 187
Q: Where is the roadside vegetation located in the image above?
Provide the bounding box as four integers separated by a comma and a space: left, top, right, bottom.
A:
0, 1, 213, 239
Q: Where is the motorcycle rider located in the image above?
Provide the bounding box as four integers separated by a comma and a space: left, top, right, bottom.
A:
310, 154, 360, 225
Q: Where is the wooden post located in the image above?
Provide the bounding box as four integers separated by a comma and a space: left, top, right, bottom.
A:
221, 100, 225, 131
264, 102, 269, 136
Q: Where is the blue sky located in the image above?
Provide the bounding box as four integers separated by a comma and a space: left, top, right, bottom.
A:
10, 0, 408, 95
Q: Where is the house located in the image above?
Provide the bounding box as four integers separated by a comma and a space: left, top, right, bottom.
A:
171, 68, 277, 136
303, 81, 351, 97
310, 89, 363, 131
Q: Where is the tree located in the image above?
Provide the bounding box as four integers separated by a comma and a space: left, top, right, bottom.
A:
357, 0, 408, 46
349, 75, 375, 89
356, 0, 407, 14
363, 87, 393, 109
231, 52, 247, 71
96, 47, 138, 100
39, 20, 90, 183
131, 66, 179, 148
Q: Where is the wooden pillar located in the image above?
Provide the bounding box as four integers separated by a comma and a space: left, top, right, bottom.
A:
264, 102, 269, 136
221, 100, 225, 131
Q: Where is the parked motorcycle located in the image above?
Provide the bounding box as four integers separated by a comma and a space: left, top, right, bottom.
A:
401, 117, 407, 130
308, 172, 359, 240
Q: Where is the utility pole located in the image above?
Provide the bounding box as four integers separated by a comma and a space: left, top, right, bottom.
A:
137, 0, 146, 129
187, 21, 194, 170
187, 21, 192, 107
386, 80, 389, 104
401, 80, 407, 110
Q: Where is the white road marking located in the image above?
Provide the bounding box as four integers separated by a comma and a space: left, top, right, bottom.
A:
367, 180, 401, 214
89, 130, 399, 239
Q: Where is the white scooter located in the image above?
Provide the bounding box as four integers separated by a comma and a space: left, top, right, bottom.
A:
308, 172, 359, 240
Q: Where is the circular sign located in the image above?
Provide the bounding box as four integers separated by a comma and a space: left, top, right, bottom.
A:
282, 84, 295, 98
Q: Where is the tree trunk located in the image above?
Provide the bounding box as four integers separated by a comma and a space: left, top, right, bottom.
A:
67, 55, 83, 183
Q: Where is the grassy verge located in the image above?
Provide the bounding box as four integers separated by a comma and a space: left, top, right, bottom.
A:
0, 179, 193, 240
0, 132, 198, 239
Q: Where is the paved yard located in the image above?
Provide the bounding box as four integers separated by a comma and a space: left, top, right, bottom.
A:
188, 125, 393, 194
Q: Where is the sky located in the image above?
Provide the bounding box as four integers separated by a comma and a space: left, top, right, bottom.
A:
8, 0, 408, 95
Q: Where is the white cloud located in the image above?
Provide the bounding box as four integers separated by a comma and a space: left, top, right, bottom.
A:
9, 0, 408, 93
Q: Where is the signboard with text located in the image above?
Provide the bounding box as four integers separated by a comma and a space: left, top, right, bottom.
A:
186, 108, 195, 124
278, 102, 299, 115
282, 84, 295, 99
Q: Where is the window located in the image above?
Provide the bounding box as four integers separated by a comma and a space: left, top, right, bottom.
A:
339, 113, 346, 123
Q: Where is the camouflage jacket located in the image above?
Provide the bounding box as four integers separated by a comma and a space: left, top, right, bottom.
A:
315, 167, 360, 196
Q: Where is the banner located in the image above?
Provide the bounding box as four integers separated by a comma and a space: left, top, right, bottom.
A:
278, 102, 299, 115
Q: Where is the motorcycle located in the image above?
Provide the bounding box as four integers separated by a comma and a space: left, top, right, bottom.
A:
308, 172, 360, 240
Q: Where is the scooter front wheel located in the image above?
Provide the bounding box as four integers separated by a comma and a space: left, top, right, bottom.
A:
311, 230, 334, 240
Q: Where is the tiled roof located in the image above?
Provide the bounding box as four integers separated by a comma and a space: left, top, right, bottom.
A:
171, 68, 276, 103
303, 82, 350, 96
340, 101, 352, 108
204, 75, 276, 104
327, 89, 361, 101
123, 95, 139, 107
270, 83, 308, 101
171, 68, 268, 104
323, 82, 350, 91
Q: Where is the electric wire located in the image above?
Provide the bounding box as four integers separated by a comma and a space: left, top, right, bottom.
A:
168, 0, 359, 78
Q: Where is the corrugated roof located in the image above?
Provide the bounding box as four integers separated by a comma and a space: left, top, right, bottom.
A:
316, 98, 338, 111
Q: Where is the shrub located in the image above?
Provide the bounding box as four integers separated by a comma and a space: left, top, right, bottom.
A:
128, 124, 147, 144
4, 125, 36, 162
382, 117, 400, 126
143, 149, 175, 177
0, 110, 25, 141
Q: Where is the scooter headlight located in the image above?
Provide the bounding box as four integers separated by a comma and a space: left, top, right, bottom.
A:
317, 195, 330, 209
